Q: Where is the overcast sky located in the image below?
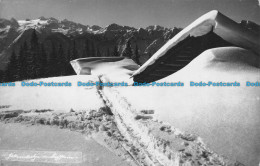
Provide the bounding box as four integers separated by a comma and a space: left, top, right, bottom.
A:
0, 0, 259, 28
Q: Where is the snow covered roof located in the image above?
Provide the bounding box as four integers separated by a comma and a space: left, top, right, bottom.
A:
70, 57, 139, 83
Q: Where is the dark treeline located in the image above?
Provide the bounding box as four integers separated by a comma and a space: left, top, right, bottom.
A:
1, 29, 140, 83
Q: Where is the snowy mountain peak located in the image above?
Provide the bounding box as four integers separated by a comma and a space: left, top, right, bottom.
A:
90, 25, 102, 31
146, 25, 166, 31
38, 16, 48, 21
103, 23, 135, 32
10, 18, 19, 28
0, 18, 19, 28
4, 17, 174, 36
15, 17, 93, 35
105, 23, 123, 31
48, 17, 59, 22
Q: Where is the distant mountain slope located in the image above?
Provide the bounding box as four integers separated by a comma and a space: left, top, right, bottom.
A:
0, 17, 182, 70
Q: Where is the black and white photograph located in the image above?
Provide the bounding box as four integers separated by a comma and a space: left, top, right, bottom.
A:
0, 0, 259, 165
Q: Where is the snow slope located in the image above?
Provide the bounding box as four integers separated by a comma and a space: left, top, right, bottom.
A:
0, 75, 103, 112
109, 47, 260, 165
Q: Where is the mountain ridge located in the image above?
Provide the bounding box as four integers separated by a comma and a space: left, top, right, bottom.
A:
0, 17, 183, 70
0, 16, 259, 71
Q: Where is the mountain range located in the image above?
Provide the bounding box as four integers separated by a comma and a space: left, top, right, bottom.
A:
0, 17, 259, 71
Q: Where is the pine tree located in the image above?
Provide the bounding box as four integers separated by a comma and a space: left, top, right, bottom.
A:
96, 47, 101, 57
30, 29, 39, 49
57, 44, 66, 76
47, 43, 58, 77
0, 70, 3, 83
66, 49, 71, 62
26, 51, 37, 79
32, 29, 40, 77
132, 44, 140, 65
113, 45, 119, 57
82, 48, 87, 58
83, 39, 90, 58
17, 42, 28, 80
38, 44, 48, 78
106, 48, 110, 57
122, 40, 133, 58
26, 29, 39, 79
65, 48, 75, 75
5, 51, 18, 82
90, 42, 96, 57
71, 40, 78, 60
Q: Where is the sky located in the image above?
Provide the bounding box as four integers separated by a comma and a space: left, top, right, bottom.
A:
0, 0, 259, 28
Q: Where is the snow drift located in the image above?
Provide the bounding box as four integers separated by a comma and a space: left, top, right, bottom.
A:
108, 46, 260, 165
